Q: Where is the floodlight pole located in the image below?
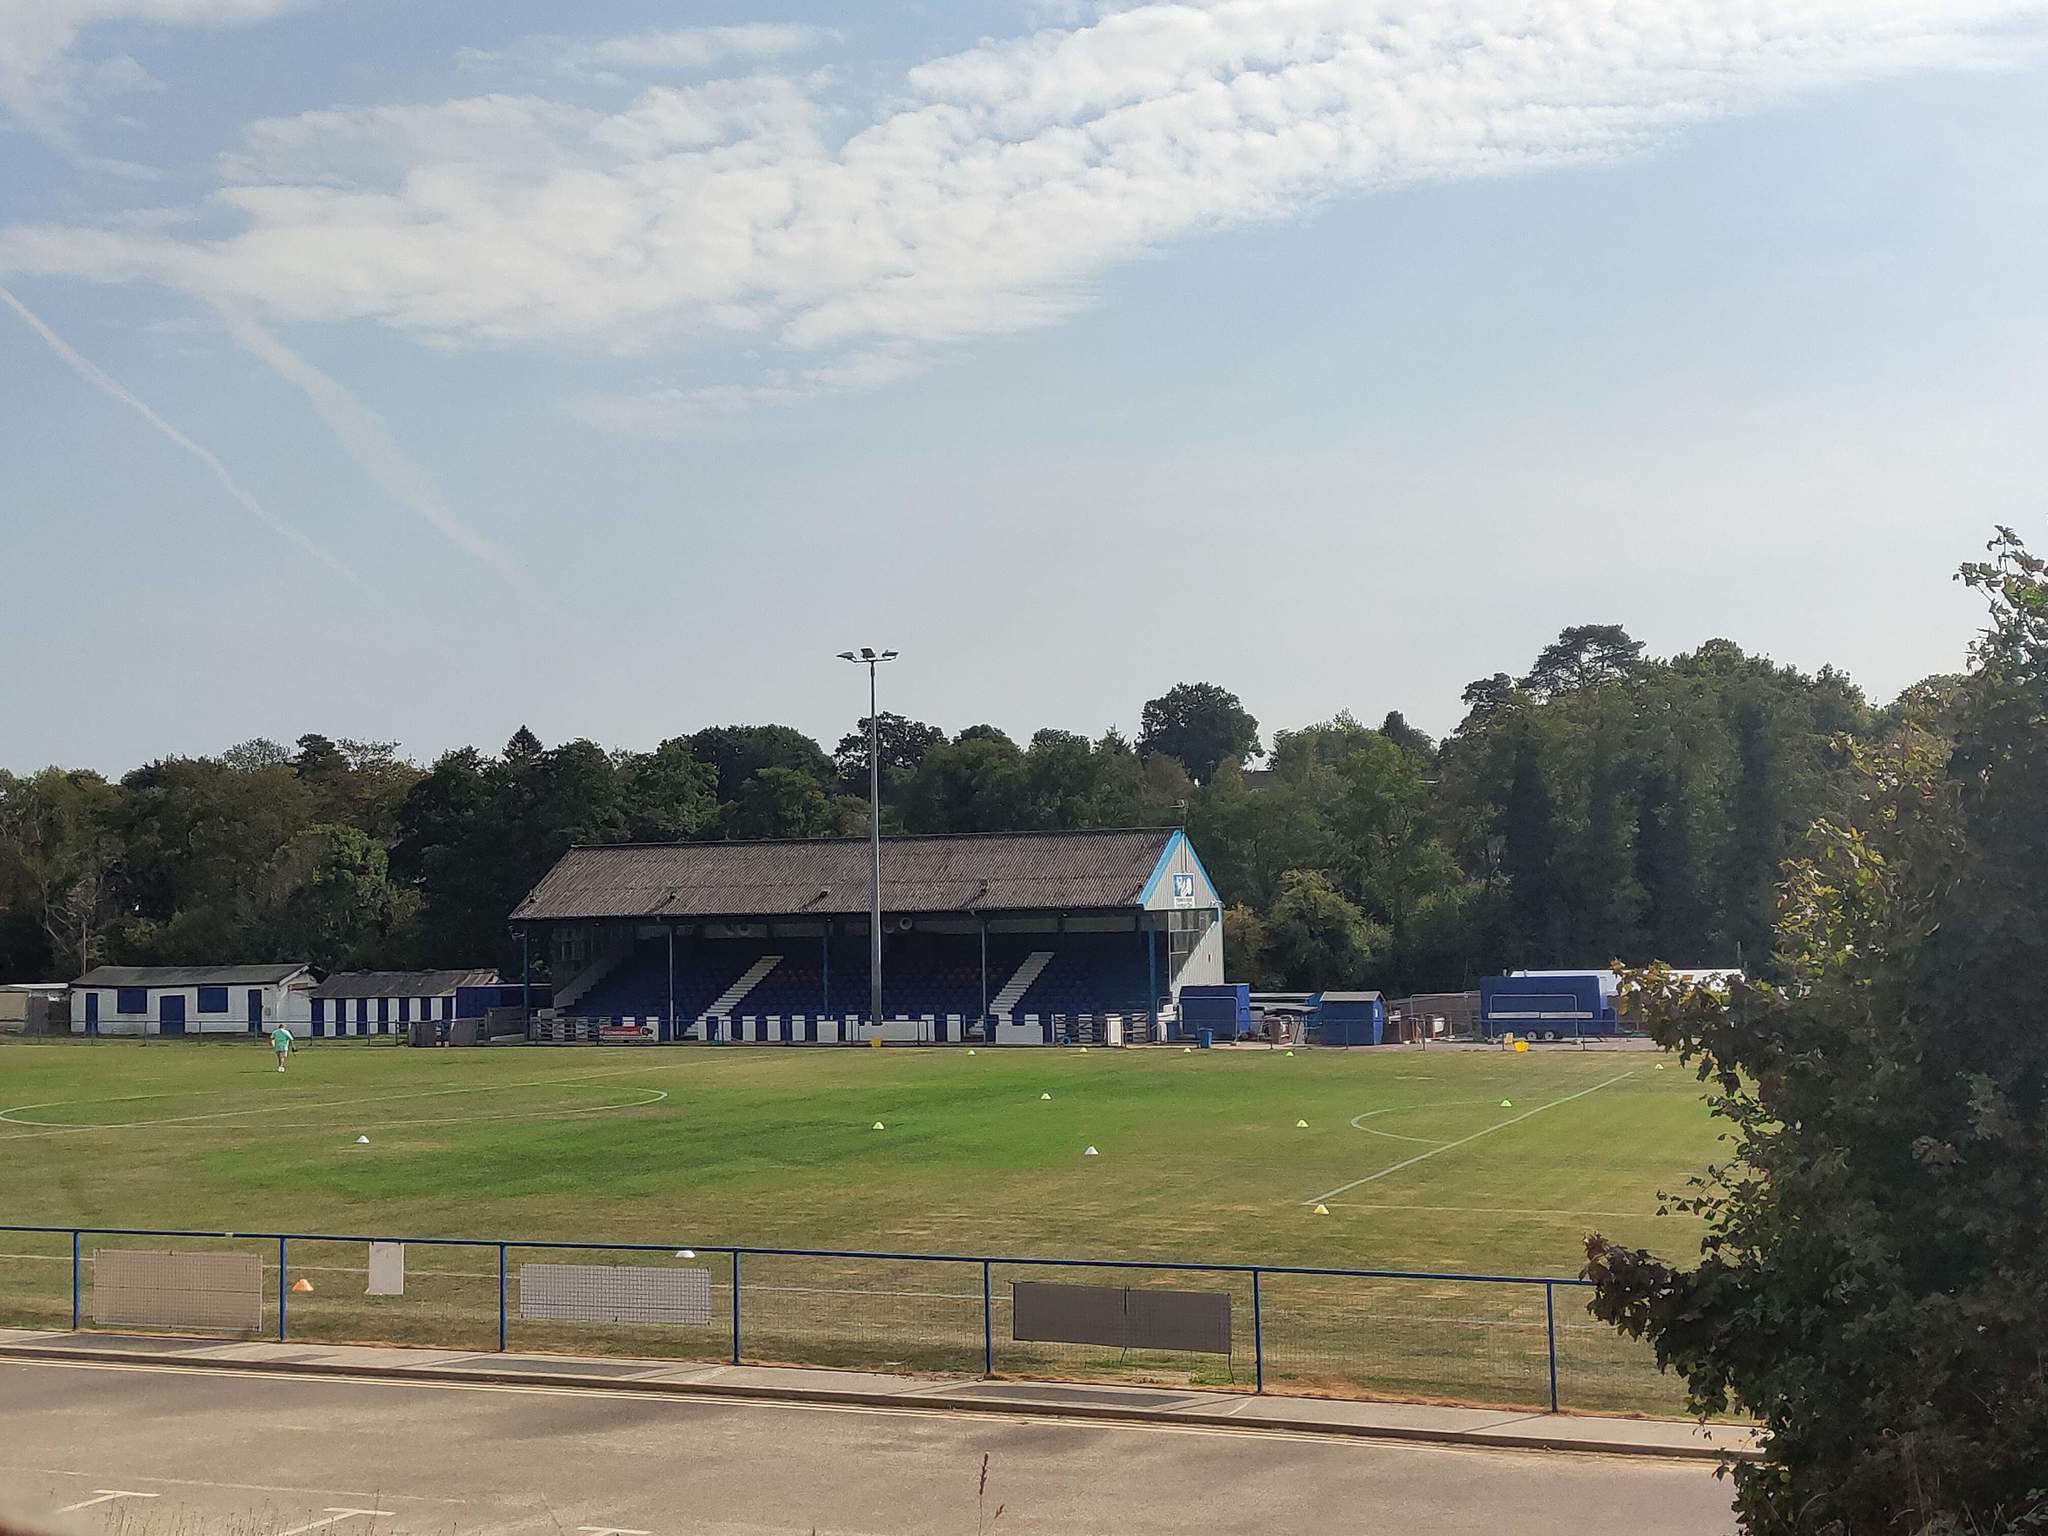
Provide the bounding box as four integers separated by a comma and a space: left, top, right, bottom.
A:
840, 648, 898, 1037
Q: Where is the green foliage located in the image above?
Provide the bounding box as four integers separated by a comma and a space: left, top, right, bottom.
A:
0, 582, 1979, 1000
1584, 531, 2048, 1536
1138, 681, 1261, 784
1259, 870, 1387, 991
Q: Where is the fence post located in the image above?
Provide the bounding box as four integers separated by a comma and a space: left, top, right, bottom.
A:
1252, 1268, 1264, 1394
1544, 1281, 1559, 1413
497, 1245, 508, 1352
981, 1260, 994, 1377
730, 1250, 742, 1365
278, 1237, 289, 1342
70, 1231, 80, 1331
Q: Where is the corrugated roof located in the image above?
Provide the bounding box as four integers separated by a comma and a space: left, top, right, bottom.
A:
510, 829, 1177, 923
1318, 991, 1385, 1003
310, 970, 501, 1000
75, 964, 312, 988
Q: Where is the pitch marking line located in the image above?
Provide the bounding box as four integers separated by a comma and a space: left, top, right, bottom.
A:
1304, 1072, 1638, 1207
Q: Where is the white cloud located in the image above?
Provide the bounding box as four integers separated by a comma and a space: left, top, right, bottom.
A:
458, 22, 835, 82
0, 0, 313, 144
5, 1, 2046, 401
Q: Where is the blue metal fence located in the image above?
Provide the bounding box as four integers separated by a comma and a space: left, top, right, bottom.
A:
0, 1223, 1646, 1414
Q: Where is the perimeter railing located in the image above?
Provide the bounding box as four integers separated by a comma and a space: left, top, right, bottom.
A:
0, 1225, 1676, 1415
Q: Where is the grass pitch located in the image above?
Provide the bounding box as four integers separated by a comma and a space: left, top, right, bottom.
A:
0, 1038, 1720, 1411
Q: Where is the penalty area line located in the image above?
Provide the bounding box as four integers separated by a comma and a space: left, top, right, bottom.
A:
1302, 1072, 1637, 1207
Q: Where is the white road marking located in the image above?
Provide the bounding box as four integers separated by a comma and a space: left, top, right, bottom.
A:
273, 1507, 394, 1536
54, 1490, 158, 1513
1304, 1073, 1638, 1206
578, 1526, 653, 1534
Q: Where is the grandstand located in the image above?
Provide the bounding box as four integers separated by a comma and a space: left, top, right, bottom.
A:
508, 828, 1224, 1044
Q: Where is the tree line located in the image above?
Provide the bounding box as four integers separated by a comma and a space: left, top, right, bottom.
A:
0, 629, 1956, 991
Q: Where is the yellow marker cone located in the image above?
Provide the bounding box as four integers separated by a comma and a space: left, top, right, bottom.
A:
1079, 1046, 1089, 1053
1285, 1050, 1294, 1057
1312, 1204, 1330, 1216
290, 1277, 313, 1294
1083, 1146, 1098, 1157
1500, 1099, 1513, 1108
872, 1121, 885, 1130
968, 1049, 977, 1056
1295, 1119, 1308, 1128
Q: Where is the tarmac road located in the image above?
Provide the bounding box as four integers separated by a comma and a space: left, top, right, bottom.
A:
0, 1357, 1738, 1536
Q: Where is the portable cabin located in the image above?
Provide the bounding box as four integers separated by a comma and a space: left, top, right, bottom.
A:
1177, 983, 1253, 1041
1312, 990, 1386, 1046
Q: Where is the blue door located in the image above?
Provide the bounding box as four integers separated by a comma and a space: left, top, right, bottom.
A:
160, 994, 186, 1036
247, 989, 263, 1034
84, 993, 98, 1034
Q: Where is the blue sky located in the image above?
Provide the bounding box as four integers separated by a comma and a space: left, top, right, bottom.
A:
3, 1, 2046, 774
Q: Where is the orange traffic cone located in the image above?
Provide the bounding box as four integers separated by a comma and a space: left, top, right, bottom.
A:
290, 1277, 314, 1294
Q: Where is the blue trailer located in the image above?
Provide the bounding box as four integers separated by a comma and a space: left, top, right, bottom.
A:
1478, 973, 1618, 1038
1311, 991, 1385, 1046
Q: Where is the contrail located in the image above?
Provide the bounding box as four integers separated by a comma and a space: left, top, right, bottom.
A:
0, 284, 384, 607
215, 308, 542, 603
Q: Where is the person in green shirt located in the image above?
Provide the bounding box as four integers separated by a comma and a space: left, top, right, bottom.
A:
270, 1025, 293, 1073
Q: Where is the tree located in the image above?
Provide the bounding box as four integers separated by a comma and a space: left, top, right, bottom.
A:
1633, 761, 1707, 963
1584, 530, 2048, 1536
619, 740, 719, 842
1499, 726, 1565, 961
688, 724, 835, 802
1378, 709, 1437, 763
1138, 683, 1260, 785
725, 767, 850, 839
1521, 624, 1645, 698
832, 714, 945, 792
902, 736, 1031, 833
262, 823, 405, 971
1261, 869, 1386, 991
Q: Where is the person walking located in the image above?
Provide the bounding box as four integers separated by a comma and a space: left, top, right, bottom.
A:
270, 1023, 294, 1073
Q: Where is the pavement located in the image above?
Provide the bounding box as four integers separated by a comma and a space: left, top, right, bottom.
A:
0, 1349, 1745, 1536
0, 1329, 1755, 1463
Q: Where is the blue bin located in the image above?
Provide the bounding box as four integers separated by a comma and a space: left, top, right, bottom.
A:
1198, 1028, 1213, 1049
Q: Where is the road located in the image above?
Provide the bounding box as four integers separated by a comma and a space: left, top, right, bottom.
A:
0, 1358, 1737, 1535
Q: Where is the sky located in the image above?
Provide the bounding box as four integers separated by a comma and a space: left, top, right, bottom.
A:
3, 1, 2046, 775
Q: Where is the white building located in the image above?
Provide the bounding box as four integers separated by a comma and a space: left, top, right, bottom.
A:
71, 964, 315, 1037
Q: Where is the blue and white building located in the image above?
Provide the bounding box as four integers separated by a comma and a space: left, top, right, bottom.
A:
71, 964, 315, 1036
307, 970, 503, 1038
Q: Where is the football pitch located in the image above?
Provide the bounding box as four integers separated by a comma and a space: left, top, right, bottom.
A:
0, 1038, 1719, 1412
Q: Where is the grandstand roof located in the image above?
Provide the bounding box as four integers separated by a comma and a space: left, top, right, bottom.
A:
511, 829, 1181, 923
310, 970, 500, 1000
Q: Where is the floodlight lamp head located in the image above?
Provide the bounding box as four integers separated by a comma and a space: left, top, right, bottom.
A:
879, 649, 899, 662
837, 651, 858, 661
860, 647, 877, 660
